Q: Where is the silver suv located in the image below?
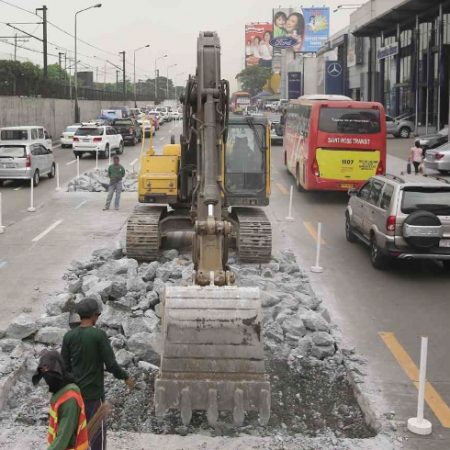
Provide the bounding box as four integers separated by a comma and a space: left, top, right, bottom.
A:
345, 174, 450, 270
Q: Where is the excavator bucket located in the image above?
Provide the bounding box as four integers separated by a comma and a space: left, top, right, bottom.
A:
154, 285, 270, 427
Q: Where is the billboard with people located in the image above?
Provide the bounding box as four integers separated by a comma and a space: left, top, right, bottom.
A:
271, 7, 329, 53
245, 23, 273, 68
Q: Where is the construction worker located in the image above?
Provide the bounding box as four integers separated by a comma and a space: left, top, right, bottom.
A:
32, 350, 89, 450
61, 298, 133, 450
103, 155, 125, 211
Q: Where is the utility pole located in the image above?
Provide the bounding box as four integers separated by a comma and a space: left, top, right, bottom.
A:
36, 5, 48, 78
119, 51, 126, 101
13, 34, 17, 61
116, 70, 119, 93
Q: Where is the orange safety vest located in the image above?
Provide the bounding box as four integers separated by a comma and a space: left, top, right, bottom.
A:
48, 386, 89, 450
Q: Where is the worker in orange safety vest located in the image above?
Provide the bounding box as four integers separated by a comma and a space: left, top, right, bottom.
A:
32, 349, 89, 450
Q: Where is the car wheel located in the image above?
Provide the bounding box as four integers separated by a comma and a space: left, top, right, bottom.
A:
33, 170, 40, 187
102, 145, 109, 160
399, 127, 411, 138
133, 136, 138, 146
117, 142, 124, 155
73, 151, 81, 159
48, 163, 56, 179
438, 170, 450, 175
370, 237, 389, 270
345, 214, 358, 243
442, 260, 450, 271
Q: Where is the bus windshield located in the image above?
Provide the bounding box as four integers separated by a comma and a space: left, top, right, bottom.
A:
319, 108, 381, 134
225, 124, 265, 194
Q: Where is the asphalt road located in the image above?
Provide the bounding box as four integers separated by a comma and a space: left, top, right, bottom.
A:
269, 135, 450, 449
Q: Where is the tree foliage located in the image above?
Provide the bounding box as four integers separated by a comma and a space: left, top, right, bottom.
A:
236, 66, 271, 96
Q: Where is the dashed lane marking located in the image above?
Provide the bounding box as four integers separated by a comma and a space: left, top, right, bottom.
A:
275, 182, 289, 195
31, 219, 63, 243
66, 159, 77, 166
159, 137, 164, 141
380, 331, 450, 428
74, 200, 88, 210
13, 186, 22, 191
129, 158, 138, 166
303, 221, 326, 245
0, 261, 7, 269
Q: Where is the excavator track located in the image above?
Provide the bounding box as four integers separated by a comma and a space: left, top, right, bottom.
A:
126, 205, 164, 261
234, 208, 272, 263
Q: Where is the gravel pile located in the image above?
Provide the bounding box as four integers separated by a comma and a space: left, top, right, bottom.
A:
67, 168, 137, 192
0, 247, 375, 441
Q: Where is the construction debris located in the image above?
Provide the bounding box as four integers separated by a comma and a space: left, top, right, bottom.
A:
67, 169, 137, 192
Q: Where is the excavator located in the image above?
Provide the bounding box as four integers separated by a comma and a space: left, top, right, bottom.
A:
126, 32, 272, 426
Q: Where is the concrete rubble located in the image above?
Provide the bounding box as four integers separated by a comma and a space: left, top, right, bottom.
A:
0, 246, 400, 449
67, 168, 137, 192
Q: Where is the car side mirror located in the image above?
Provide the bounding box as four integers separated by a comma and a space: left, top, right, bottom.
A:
348, 188, 358, 196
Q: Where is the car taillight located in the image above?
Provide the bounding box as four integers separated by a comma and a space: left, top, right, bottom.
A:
73, 137, 79, 142
376, 159, 384, 175
386, 215, 396, 232
312, 159, 320, 177
26, 154, 32, 167
436, 153, 445, 160
93, 137, 102, 142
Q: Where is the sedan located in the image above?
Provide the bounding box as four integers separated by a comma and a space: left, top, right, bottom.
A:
60, 124, 81, 148
415, 126, 449, 151
424, 142, 450, 175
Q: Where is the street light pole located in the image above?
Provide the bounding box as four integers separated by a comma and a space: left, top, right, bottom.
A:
74, 3, 101, 122
133, 44, 150, 107
119, 51, 126, 101
154, 54, 167, 102
166, 63, 177, 100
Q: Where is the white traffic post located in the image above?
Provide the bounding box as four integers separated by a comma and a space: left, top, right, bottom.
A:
76, 156, 80, 179
407, 337, 432, 435
108, 150, 111, 167
310, 222, 323, 273
95, 149, 99, 170
27, 177, 36, 212
286, 185, 294, 221
55, 163, 61, 191
0, 192, 5, 233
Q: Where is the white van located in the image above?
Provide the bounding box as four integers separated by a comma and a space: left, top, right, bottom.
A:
0, 126, 52, 151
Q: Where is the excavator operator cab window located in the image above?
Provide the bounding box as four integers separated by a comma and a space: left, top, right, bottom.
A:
225, 124, 265, 195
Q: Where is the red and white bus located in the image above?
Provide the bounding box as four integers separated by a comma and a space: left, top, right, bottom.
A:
283, 95, 387, 191
230, 91, 251, 114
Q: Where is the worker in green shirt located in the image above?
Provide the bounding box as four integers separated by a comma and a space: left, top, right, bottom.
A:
32, 350, 89, 450
103, 155, 125, 211
62, 298, 134, 450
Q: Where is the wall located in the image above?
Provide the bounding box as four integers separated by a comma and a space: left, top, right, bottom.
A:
0, 97, 150, 140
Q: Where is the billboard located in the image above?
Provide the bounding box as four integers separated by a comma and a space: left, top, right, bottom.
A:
271, 7, 329, 53
302, 8, 330, 53
245, 23, 273, 68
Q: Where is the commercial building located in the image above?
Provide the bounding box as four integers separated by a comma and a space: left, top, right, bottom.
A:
314, 0, 450, 133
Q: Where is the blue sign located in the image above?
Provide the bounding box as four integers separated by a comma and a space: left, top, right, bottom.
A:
270, 36, 298, 49
302, 8, 330, 53
288, 72, 302, 99
325, 61, 343, 95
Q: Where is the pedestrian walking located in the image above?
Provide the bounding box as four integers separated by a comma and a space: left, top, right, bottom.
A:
409, 141, 424, 175
103, 156, 125, 211
61, 298, 134, 450
32, 350, 89, 450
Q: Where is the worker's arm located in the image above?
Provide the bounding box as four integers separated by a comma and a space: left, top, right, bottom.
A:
61, 334, 71, 373
120, 165, 125, 178
47, 399, 79, 450
98, 330, 129, 380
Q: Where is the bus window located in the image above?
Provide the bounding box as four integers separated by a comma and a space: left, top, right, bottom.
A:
319, 108, 381, 134
225, 125, 265, 194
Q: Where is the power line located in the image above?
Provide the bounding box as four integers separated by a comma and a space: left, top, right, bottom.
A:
0, 0, 37, 17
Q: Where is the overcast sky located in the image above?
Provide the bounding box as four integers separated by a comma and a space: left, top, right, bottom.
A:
0, 0, 357, 90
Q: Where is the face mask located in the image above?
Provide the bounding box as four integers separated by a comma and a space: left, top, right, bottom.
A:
43, 372, 63, 393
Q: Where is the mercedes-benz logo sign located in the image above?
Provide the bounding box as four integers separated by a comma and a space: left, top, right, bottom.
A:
327, 62, 342, 77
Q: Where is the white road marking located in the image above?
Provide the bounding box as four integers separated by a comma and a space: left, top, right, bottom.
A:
66, 159, 77, 166
74, 200, 88, 210
0, 261, 7, 269
13, 186, 22, 191
53, 144, 61, 149
129, 158, 138, 166
159, 137, 164, 141
31, 220, 63, 243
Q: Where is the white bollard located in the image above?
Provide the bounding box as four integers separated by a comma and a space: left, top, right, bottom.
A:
286, 185, 294, 221
0, 192, 5, 233
55, 163, 61, 191
108, 150, 111, 167
27, 177, 36, 212
407, 337, 432, 435
76, 156, 80, 179
95, 149, 99, 170
310, 222, 323, 273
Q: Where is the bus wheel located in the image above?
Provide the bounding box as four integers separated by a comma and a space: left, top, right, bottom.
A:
283, 151, 287, 167
296, 165, 305, 192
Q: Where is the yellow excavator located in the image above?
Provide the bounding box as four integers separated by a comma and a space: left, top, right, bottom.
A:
126, 32, 272, 426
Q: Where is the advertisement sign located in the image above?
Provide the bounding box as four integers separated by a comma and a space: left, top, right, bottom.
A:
288, 72, 302, 99
377, 42, 398, 60
324, 60, 343, 95
302, 8, 330, 53
245, 23, 273, 68
272, 8, 304, 52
